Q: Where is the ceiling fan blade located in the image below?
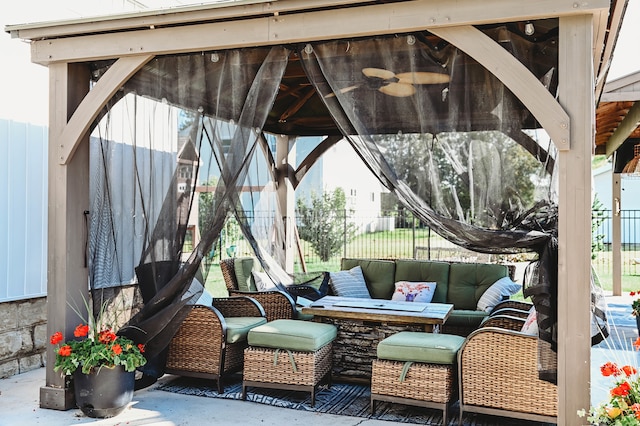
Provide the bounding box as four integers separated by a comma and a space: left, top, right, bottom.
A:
379, 82, 416, 97
362, 67, 396, 80
324, 85, 359, 98
396, 71, 450, 85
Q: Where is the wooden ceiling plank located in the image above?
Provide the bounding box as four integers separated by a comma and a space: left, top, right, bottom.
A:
606, 101, 640, 157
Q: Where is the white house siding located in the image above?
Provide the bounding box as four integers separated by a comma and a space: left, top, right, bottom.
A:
0, 119, 47, 303
592, 162, 640, 244
90, 94, 179, 288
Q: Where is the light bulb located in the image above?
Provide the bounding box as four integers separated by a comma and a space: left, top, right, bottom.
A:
524, 22, 535, 36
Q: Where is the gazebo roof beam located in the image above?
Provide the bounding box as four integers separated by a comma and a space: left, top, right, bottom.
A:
7, 0, 610, 66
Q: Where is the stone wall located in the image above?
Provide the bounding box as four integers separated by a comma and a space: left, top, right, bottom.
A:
0, 297, 47, 378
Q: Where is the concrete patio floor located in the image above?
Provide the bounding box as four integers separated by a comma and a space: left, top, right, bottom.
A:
0, 294, 637, 426
0, 367, 401, 426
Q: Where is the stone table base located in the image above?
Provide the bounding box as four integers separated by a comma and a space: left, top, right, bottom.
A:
317, 318, 424, 382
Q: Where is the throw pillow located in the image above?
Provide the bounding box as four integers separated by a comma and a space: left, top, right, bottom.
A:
520, 307, 538, 336
476, 276, 522, 312
234, 257, 257, 292
390, 281, 437, 303
252, 271, 277, 292
329, 266, 370, 298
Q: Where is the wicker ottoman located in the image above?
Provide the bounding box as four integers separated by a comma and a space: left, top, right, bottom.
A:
371, 332, 466, 424
242, 319, 337, 406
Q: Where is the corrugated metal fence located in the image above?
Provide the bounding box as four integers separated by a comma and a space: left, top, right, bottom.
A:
0, 119, 48, 303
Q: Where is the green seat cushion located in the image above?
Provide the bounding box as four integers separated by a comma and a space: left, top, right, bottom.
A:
234, 257, 257, 292
445, 310, 489, 328
341, 258, 396, 299
447, 263, 508, 309
394, 259, 450, 304
224, 316, 267, 344
248, 319, 337, 352
377, 331, 465, 365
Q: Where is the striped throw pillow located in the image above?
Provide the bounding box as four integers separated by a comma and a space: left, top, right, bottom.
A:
329, 266, 370, 298
476, 276, 521, 312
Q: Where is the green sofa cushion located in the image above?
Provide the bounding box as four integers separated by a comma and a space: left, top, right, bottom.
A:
225, 316, 267, 344
447, 263, 508, 310
394, 259, 450, 304
377, 331, 465, 365
248, 319, 337, 352
445, 310, 489, 329
234, 257, 257, 292
341, 258, 396, 299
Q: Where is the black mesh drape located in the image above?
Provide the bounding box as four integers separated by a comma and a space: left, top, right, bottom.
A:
88, 46, 290, 377
86, 24, 607, 385
297, 30, 567, 382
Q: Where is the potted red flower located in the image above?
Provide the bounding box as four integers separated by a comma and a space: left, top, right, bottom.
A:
579, 337, 640, 424
49, 298, 146, 418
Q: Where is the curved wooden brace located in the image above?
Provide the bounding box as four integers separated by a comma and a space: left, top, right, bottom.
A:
293, 135, 342, 189
430, 25, 570, 151
58, 54, 154, 165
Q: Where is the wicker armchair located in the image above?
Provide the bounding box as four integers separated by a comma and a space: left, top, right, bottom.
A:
165, 296, 266, 393
457, 315, 557, 424
219, 257, 297, 322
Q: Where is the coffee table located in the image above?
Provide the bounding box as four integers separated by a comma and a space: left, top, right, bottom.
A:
301, 296, 453, 383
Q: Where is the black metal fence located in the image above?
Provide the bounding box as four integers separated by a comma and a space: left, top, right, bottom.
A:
219, 209, 636, 281
591, 209, 640, 278
227, 210, 527, 272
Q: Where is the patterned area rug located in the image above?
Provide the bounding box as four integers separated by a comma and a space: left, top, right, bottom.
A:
157, 374, 551, 426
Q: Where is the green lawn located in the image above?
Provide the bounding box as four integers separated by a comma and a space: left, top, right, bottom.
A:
200, 230, 640, 301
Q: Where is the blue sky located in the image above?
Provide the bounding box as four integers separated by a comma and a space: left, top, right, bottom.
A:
1, 0, 638, 127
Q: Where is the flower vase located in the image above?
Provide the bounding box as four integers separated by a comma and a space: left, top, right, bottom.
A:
636, 315, 640, 337
73, 365, 135, 418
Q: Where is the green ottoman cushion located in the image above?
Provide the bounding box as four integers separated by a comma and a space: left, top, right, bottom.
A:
248, 319, 337, 352
225, 317, 268, 344
377, 332, 465, 365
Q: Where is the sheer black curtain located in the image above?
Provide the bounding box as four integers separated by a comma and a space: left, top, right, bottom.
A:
88, 46, 290, 368
87, 27, 608, 384
298, 31, 563, 380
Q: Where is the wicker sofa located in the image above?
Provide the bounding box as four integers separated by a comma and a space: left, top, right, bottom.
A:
335, 258, 518, 336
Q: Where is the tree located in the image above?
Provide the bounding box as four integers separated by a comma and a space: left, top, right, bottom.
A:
296, 188, 356, 261
373, 130, 542, 228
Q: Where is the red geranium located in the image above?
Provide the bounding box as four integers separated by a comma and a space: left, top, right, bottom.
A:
98, 329, 117, 344
601, 361, 621, 377
112, 344, 122, 355
623, 365, 638, 377
50, 331, 64, 345
611, 381, 632, 397
74, 324, 89, 337
58, 345, 72, 357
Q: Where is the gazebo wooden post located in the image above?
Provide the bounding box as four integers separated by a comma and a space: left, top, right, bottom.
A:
613, 173, 622, 296
275, 134, 295, 273
557, 14, 594, 425
39, 63, 91, 410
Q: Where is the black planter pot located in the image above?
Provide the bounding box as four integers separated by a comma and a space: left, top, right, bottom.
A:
73, 366, 135, 418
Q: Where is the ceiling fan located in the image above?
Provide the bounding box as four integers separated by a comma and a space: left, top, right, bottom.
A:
326, 67, 450, 98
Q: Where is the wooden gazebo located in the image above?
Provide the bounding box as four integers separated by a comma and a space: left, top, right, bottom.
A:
5, 1, 628, 424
